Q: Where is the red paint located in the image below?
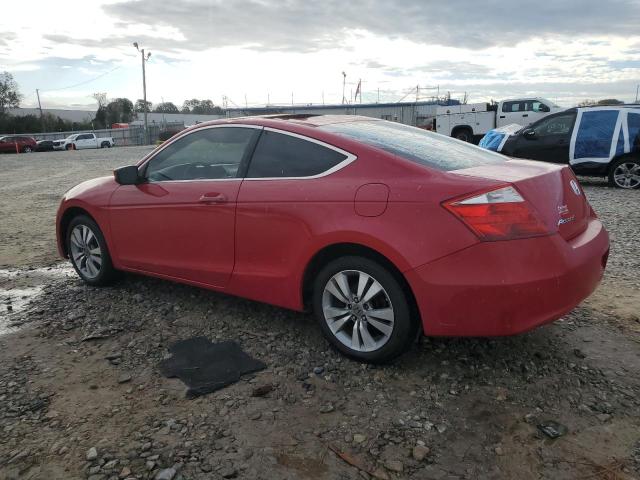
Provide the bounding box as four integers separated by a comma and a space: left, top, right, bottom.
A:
0, 135, 36, 153
354, 183, 389, 217
56, 116, 609, 337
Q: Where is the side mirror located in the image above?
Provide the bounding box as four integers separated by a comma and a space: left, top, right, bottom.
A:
523, 128, 536, 139
114, 165, 142, 185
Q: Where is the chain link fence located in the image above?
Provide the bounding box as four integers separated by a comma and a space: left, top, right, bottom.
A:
27, 122, 185, 146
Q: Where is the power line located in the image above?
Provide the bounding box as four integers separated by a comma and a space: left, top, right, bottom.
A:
40, 65, 122, 93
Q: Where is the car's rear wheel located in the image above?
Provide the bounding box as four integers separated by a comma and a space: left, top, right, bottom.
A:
609, 157, 640, 189
101, 141, 110, 148
313, 256, 416, 363
67, 215, 117, 286
22, 146, 32, 153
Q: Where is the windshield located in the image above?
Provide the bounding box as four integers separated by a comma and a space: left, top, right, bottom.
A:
320, 120, 506, 171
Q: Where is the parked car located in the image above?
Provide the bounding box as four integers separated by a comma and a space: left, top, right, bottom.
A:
0, 135, 37, 153
36, 140, 55, 152
488, 106, 640, 189
436, 97, 563, 142
56, 115, 609, 362
53, 133, 115, 150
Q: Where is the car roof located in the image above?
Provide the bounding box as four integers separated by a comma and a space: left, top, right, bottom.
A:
192, 114, 381, 130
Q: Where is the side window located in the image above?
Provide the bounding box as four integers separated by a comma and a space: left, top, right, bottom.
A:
246, 130, 348, 178
145, 127, 257, 182
532, 114, 576, 137
529, 101, 550, 113
503, 101, 523, 113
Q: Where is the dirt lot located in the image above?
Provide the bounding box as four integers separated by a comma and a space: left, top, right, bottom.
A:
0, 148, 639, 480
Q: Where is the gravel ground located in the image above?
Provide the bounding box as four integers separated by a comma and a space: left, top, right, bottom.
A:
0, 149, 639, 480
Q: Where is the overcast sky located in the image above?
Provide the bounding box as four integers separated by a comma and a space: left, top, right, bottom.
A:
1, 0, 640, 110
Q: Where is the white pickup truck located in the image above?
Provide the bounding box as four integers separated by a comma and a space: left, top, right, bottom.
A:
53, 133, 115, 151
436, 97, 563, 142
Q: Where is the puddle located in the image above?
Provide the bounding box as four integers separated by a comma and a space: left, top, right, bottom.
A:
0, 264, 74, 335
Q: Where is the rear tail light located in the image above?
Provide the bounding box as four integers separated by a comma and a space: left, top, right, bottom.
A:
443, 185, 550, 241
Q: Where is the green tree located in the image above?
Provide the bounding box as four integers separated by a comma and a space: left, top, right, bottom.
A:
0, 71, 21, 115
597, 99, 624, 105
154, 102, 179, 113
134, 99, 153, 113
181, 99, 223, 115
0, 113, 92, 134
95, 98, 134, 128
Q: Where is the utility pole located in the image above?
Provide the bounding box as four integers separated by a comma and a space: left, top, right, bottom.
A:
133, 42, 151, 144
635, 84, 639, 103
35, 89, 45, 132
342, 72, 347, 104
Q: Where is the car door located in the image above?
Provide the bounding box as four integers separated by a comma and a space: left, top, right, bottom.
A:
512, 112, 577, 163
0, 137, 11, 153
108, 125, 261, 287
75, 134, 91, 149
498, 101, 526, 128
232, 128, 355, 307
526, 100, 552, 125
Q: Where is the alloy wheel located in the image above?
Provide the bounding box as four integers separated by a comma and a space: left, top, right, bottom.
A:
69, 224, 103, 279
321, 270, 395, 352
613, 162, 640, 189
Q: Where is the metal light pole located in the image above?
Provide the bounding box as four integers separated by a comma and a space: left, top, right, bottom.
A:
36, 88, 45, 132
133, 42, 151, 144
342, 72, 346, 104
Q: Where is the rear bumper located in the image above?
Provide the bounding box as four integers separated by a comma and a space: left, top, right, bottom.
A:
406, 218, 609, 336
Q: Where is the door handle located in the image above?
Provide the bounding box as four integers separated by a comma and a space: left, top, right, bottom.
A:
522, 114, 529, 117
499, 115, 505, 119
199, 193, 227, 204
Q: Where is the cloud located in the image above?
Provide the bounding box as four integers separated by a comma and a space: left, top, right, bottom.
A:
42, 34, 186, 55
101, 0, 640, 52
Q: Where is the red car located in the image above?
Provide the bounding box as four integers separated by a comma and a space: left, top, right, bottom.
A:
56, 115, 609, 362
0, 135, 37, 153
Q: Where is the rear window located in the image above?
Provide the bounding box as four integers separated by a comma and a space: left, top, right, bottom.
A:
247, 130, 347, 178
320, 120, 506, 171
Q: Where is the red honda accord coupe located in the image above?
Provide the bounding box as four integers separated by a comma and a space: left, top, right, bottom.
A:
56, 115, 609, 362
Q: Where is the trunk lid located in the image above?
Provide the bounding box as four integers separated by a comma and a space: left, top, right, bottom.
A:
452, 159, 590, 241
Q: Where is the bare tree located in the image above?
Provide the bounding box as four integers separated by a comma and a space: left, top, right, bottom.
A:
0, 71, 21, 115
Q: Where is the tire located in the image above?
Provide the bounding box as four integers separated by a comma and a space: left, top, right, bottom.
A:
608, 157, 640, 189
312, 256, 417, 363
22, 146, 33, 153
65, 144, 73, 151
66, 215, 118, 286
100, 141, 110, 148
453, 128, 473, 143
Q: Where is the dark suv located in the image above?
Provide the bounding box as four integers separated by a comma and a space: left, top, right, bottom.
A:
500, 108, 640, 189
0, 135, 37, 153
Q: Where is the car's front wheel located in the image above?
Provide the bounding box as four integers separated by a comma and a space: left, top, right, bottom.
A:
22, 146, 33, 153
609, 157, 640, 189
313, 256, 417, 363
67, 215, 117, 286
